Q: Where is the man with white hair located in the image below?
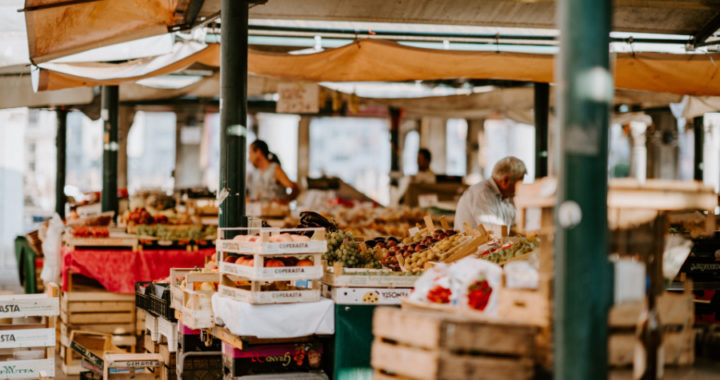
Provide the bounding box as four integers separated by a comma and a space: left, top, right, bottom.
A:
454, 156, 527, 232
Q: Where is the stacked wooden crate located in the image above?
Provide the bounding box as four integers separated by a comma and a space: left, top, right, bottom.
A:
0, 285, 59, 379
143, 331, 176, 380
60, 287, 137, 375
372, 307, 537, 380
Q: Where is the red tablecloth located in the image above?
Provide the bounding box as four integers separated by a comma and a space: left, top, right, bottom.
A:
62, 247, 215, 294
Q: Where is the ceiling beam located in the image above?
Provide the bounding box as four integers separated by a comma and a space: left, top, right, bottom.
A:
693, 11, 720, 46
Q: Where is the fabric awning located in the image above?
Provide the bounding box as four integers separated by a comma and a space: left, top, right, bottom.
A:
23, 0, 181, 63
33, 40, 720, 97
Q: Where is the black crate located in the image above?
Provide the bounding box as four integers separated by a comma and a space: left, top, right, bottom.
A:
178, 352, 223, 380
178, 328, 222, 352
80, 371, 102, 380
136, 281, 176, 321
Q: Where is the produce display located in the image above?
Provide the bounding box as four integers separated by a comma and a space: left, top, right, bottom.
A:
323, 230, 381, 269
71, 226, 109, 238
371, 229, 458, 271
135, 224, 217, 241
231, 233, 311, 243
478, 237, 538, 264
404, 233, 468, 272
222, 254, 315, 268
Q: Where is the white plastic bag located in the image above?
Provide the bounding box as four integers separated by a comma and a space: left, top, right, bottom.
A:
504, 252, 539, 290
449, 257, 502, 315
40, 214, 64, 285
408, 263, 454, 304
663, 235, 693, 280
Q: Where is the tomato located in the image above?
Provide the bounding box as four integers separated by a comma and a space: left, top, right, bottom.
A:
296, 259, 314, 267
264, 259, 285, 267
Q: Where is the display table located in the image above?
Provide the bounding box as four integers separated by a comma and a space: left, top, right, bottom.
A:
61, 247, 214, 293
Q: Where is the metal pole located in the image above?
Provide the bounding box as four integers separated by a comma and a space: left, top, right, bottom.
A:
534, 82, 550, 178
389, 107, 402, 173
55, 108, 67, 219
101, 85, 119, 216
694, 116, 704, 181
555, 0, 613, 379
219, 0, 250, 230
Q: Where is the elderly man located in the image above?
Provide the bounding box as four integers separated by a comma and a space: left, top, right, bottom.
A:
454, 156, 527, 232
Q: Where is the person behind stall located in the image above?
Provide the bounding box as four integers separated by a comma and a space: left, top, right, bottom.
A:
454, 156, 527, 232
248, 140, 299, 203
414, 148, 435, 184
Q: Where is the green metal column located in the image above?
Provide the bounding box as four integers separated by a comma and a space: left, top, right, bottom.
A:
219, 0, 253, 229
55, 108, 67, 219
389, 107, 402, 173
534, 83, 550, 178
694, 116, 704, 181
101, 85, 119, 216
555, 0, 613, 379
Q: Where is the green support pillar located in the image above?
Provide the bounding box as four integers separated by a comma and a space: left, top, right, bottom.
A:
694, 116, 704, 181
555, 0, 613, 379
389, 107, 402, 173
55, 108, 67, 219
219, 0, 254, 229
101, 85, 119, 216
534, 83, 549, 178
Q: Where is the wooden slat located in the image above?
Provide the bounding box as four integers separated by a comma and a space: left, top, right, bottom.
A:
62, 291, 134, 302
373, 307, 535, 356
62, 298, 135, 313
61, 310, 134, 325
372, 340, 533, 380
608, 330, 694, 366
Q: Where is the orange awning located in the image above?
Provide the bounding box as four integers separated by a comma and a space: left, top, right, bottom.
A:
24, 0, 180, 63
34, 40, 720, 96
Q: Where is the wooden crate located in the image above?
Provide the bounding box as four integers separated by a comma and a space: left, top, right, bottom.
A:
608, 284, 695, 367
102, 353, 162, 379
219, 274, 320, 305
371, 307, 536, 380
0, 284, 59, 379
170, 269, 218, 330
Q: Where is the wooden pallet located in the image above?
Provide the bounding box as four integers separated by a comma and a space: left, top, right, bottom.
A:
371, 307, 536, 380
0, 284, 59, 379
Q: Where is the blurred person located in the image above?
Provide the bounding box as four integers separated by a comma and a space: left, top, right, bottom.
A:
414, 148, 435, 184
454, 156, 527, 232
248, 140, 299, 203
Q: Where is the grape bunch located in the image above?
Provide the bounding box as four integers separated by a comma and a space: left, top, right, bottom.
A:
323, 230, 381, 269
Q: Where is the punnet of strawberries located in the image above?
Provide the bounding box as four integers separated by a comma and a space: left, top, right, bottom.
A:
426, 285, 452, 304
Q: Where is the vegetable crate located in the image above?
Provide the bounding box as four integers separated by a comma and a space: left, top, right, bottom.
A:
608, 283, 695, 367
102, 353, 163, 379
371, 307, 537, 380
0, 284, 59, 379
143, 333, 176, 380
216, 227, 327, 305
170, 269, 219, 330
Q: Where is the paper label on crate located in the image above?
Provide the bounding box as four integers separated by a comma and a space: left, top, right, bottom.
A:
0, 328, 54, 349
408, 227, 420, 236
324, 286, 412, 305
0, 358, 54, 378
109, 360, 160, 369
0, 295, 59, 318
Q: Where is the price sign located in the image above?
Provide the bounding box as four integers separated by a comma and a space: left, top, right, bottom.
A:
276, 83, 319, 114
418, 194, 438, 208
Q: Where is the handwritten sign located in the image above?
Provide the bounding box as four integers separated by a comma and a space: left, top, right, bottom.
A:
277, 83, 319, 114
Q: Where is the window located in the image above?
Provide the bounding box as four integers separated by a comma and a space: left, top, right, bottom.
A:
446, 119, 468, 176
309, 117, 391, 205
402, 130, 420, 175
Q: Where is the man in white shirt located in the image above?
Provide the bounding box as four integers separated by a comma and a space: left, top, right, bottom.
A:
454, 156, 527, 232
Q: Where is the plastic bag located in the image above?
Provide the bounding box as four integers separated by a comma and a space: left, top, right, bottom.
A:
449, 257, 502, 315
408, 263, 453, 304
504, 259, 539, 290
663, 235, 692, 280
40, 214, 63, 285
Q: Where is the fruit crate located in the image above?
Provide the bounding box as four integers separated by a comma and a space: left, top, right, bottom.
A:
371, 307, 537, 380
321, 262, 419, 288
218, 250, 322, 282
218, 274, 321, 305
170, 269, 218, 329
322, 284, 412, 305
177, 323, 222, 353
177, 351, 222, 380
136, 282, 175, 322
216, 227, 327, 255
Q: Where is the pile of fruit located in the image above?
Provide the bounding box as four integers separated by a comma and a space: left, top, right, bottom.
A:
403, 233, 467, 272
72, 226, 109, 238
127, 207, 156, 225
135, 224, 217, 241
372, 229, 458, 271
322, 230, 381, 269
479, 237, 538, 264
223, 254, 314, 268
232, 233, 311, 243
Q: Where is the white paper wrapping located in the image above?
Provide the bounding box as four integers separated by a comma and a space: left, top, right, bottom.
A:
212, 294, 334, 339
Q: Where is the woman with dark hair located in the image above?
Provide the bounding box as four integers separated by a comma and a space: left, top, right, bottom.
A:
248, 140, 299, 203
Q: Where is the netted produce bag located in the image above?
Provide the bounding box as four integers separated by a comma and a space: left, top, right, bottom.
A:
449, 257, 502, 315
